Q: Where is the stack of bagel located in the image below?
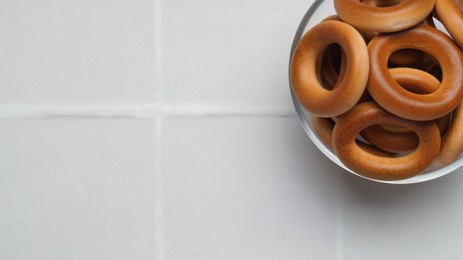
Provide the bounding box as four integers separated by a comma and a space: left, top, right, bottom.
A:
290, 0, 463, 181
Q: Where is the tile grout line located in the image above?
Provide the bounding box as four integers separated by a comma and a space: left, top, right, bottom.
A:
154, 0, 164, 259
161, 103, 296, 117
154, 115, 165, 260
0, 104, 296, 119
153, 0, 163, 104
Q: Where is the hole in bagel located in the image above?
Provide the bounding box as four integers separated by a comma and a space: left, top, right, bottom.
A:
329, 44, 342, 73
432, 17, 451, 38
359, 123, 419, 154
388, 50, 442, 93
389, 49, 427, 67
319, 43, 344, 91
354, 138, 398, 158
388, 49, 439, 73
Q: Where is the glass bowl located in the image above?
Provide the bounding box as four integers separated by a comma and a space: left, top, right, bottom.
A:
288, 0, 463, 184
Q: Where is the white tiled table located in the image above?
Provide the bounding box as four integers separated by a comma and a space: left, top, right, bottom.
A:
1, 1, 463, 259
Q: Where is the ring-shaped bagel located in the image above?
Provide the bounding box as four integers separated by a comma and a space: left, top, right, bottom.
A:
435, 0, 463, 49
368, 24, 463, 121
361, 68, 441, 152
334, 0, 435, 32
291, 20, 369, 117
333, 102, 441, 181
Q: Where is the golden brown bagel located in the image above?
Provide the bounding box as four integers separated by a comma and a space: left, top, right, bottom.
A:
334, 0, 435, 32
368, 25, 463, 121
360, 68, 441, 152
291, 20, 369, 117
333, 102, 441, 181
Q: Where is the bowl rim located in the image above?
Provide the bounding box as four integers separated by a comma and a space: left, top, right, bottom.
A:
287, 0, 463, 184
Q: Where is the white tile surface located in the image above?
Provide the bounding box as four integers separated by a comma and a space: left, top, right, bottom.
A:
4, 0, 463, 259
162, 116, 341, 260
161, 0, 312, 109
0, 0, 156, 104
0, 119, 157, 260
339, 172, 463, 260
